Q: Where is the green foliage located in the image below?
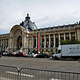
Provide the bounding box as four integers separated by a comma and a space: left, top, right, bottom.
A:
43, 51, 54, 54
60, 39, 80, 45
32, 51, 38, 54
43, 51, 55, 57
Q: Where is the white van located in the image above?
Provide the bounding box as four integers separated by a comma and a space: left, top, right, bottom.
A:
52, 44, 80, 60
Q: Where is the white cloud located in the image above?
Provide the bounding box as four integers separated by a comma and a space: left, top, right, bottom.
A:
0, 0, 80, 33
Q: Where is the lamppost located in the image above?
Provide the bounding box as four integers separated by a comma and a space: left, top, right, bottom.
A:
27, 36, 31, 54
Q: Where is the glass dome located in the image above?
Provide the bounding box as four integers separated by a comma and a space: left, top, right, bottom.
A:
20, 14, 37, 31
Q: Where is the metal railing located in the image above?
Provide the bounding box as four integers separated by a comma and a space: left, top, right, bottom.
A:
0, 65, 80, 80
0, 65, 19, 80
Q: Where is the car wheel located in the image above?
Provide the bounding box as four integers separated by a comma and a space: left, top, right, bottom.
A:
54, 56, 59, 60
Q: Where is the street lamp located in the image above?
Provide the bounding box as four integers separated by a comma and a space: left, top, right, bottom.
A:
27, 36, 31, 54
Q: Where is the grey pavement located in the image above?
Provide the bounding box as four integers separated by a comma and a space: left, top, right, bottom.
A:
0, 56, 80, 72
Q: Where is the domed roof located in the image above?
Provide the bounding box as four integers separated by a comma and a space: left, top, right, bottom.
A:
20, 14, 37, 31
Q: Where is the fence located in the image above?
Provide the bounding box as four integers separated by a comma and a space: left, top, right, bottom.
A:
0, 65, 19, 80
0, 65, 80, 80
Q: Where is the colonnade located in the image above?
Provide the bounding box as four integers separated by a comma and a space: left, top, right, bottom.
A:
0, 39, 8, 51
0, 31, 76, 52
31, 32, 76, 52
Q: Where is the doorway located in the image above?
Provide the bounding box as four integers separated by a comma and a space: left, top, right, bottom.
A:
17, 36, 22, 50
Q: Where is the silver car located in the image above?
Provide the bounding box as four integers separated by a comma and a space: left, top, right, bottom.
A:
26, 52, 34, 57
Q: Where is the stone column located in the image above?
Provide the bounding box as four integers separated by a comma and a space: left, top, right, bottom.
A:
59, 34, 60, 45
1, 40, 2, 51
49, 34, 51, 48
69, 32, 71, 40
9, 37, 12, 48
6, 39, 8, 48
24, 35, 27, 48
1, 39, 2, 47
44, 35, 46, 48
32, 36, 33, 48
36, 36, 37, 48
54, 34, 55, 47
3, 39, 4, 49
76, 29, 80, 40
4, 39, 5, 49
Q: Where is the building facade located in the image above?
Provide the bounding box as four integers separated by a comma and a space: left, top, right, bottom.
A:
0, 14, 80, 53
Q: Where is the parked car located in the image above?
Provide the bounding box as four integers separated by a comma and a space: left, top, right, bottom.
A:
23, 53, 27, 57
15, 52, 23, 57
33, 53, 38, 58
36, 53, 50, 58
26, 52, 34, 57
6, 52, 12, 56
2, 52, 8, 56
11, 52, 18, 56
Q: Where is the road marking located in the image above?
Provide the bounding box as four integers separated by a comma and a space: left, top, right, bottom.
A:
6, 71, 34, 77
50, 78, 61, 80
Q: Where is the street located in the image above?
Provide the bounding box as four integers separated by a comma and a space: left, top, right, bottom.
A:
0, 56, 80, 80
0, 56, 80, 72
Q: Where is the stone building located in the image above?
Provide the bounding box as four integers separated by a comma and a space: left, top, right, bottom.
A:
0, 14, 80, 53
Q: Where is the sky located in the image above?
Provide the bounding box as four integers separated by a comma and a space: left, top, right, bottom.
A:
0, 0, 80, 34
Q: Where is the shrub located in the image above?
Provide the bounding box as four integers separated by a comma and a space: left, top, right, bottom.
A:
32, 51, 38, 54
60, 39, 80, 45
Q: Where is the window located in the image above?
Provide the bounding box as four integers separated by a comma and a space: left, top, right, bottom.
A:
34, 39, 36, 48
42, 39, 44, 47
51, 38, 53, 47
57, 50, 61, 53
51, 49, 53, 52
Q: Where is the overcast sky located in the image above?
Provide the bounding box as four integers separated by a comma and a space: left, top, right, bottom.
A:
0, 0, 80, 34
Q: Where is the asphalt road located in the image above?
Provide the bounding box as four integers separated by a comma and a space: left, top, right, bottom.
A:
0, 56, 80, 80
0, 56, 80, 72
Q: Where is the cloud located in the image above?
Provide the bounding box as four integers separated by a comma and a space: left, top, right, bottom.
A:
0, 0, 80, 33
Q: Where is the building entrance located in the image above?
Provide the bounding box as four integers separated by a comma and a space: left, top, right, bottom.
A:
17, 36, 22, 50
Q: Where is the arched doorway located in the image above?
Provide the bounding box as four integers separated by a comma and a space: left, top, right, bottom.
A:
17, 36, 22, 50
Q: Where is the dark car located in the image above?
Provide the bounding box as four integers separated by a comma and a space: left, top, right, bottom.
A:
6, 52, 12, 56
15, 52, 23, 57
36, 53, 50, 58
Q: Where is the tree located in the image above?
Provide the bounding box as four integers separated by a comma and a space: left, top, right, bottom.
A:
60, 39, 80, 45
